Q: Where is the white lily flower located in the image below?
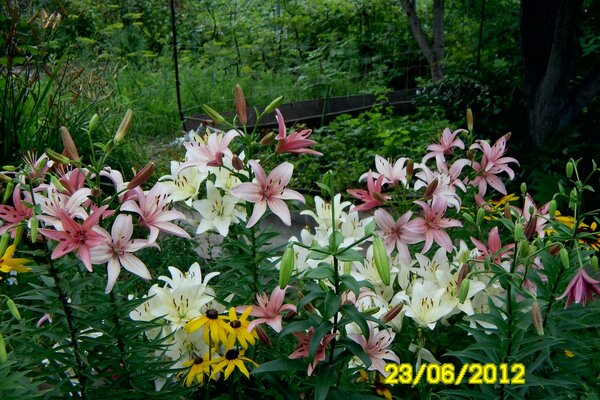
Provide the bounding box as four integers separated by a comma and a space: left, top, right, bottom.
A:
160, 161, 208, 206
300, 194, 351, 231
396, 280, 455, 330
192, 181, 245, 237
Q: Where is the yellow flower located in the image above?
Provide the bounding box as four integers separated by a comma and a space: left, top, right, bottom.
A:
356, 370, 392, 400
224, 306, 257, 349
0, 245, 31, 280
210, 338, 258, 380
181, 353, 213, 386
185, 308, 233, 346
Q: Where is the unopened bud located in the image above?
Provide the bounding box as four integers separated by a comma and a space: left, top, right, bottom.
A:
559, 248, 570, 269
202, 104, 226, 124
234, 84, 248, 125
115, 109, 133, 142
0, 332, 7, 362
91, 187, 102, 198
0, 234, 9, 256
514, 223, 524, 242
372, 192, 388, 203
105, 139, 115, 154
263, 96, 284, 115
476, 207, 485, 226
524, 215, 538, 239
372, 236, 391, 286
423, 178, 438, 200
13, 223, 25, 247
406, 159, 414, 181
548, 243, 560, 256
45, 149, 70, 164
503, 203, 512, 219
50, 175, 66, 193
382, 303, 404, 324
61, 126, 80, 161
279, 245, 295, 289
255, 325, 272, 346
466, 149, 475, 161
531, 301, 544, 335
520, 182, 527, 195
127, 162, 155, 190
231, 155, 244, 170
29, 216, 38, 242
260, 132, 275, 146
466, 108, 474, 132
2, 166, 16, 172
2, 181, 14, 203
548, 200, 557, 219
566, 161, 573, 179
458, 279, 470, 303
0, 173, 10, 183
363, 307, 380, 315
456, 264, 470, 287
88, 113, 99, 132
5, 298, 21, 321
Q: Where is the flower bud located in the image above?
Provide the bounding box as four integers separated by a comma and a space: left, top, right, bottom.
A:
260, 132, 275, 146
115, 109, 133, 142
5, 298, 21, 321
524, 215, 538, 239
45, 149, 71, 164
263, 96, 284, 115
0, 234, 9, 256
88, 113, 99, 132
13, 224, 25, 247
456, 264, 470, 287
548, 200, 557, 219
2, 166, 16, 172
548, 243, 560, 256
520, 182, 527, 195
0, 173, 11, 183
29, 216, 38, 243
559, 248, 570, 269
423, 178, 438, 200
231, 154, 244, 170
372, 236, 391, 286
503, 202, 512, 219
466, 108, 474, 132
513, 222, 524, 242
50, 175, 66, 193
61, 126, 80, 161
279, 245, 295, 289
531, 301, 544, 335
519, 239, 530, 258
476, 207, 485, 226
2, 181, 14, 203
255, 325, 272, 346
458, 279, 470, 304
363, 307, 380, 315
382, 303, 404, 324
0, 332, 7, 363
234, 84, 248, 125
127, 162, 155, 190
202, 104, 226, 124
592, 255, 598, 270
566, 161, 573, 179
372, 192, 388, 203
406, 159, 414, 181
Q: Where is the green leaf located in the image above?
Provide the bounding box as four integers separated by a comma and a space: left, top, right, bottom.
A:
279, 320, 313, 339
363, 219, 376, 236
336, 249, 363, 262
308, 321, 333, 361
304, 265, 334, 280
338, 337, 371, 368
340, 304, 369, 339
323, 291, 341, 320
339, 274, 360, 296
297, 290, 325, 310
307, 249, 331, 260
328, 231, 344, 251
252, 358, 307, 374
315, 364, 334, 400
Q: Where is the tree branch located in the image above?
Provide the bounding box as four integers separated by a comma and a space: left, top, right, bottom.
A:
399, 0, 434, 67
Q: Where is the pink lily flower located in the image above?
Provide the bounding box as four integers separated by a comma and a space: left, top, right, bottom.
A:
231, 160, 305, 228
91, 214, 155, 293
0, 186, 33, 236
557, 268, 600, 308
513, 193, 550, 238
236, 286, 297, 332
35, 187, 91, 229
470, 133, 519, 197
39, 206, 110, 271
183, 129, 239, 167
374, 209, 421, 263
470, 226, 514, 264
348, 171, 390, 212
359, 155, 409, 187
422, 128, 466, 170
411, 197, 462, 253
288, 327, 336, 376
121, 183, 190, 244
414, 164, 462, 210
348, 325, 400, 376
57, 168, 89, 196
274, 109, 322, 155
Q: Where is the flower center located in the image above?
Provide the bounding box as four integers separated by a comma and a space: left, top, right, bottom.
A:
206, 309, 219, 319
194, 357, 204, 365
230, 320, 241, 328
225, 349, 239, 360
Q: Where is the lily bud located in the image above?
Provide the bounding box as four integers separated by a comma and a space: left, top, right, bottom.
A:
548, 200, 557, 219
476, 207, 485, 226
382, 303, 404, 324
234, 84, 248, 125
202, 104, 226, 124
458, 279, 470, 304
260, 132, 275, 146
29, 216, 38, 243
372, 236, 391, 286
263, 96, 284, 115
520, 182, 527, 195
279, 245, 295, 289
559, 248, 570, 269
50, 175, 66, 193
13, 223, 25, 247
115, 109, 133, 142
456, 264, 470, 287
88, 113, 99, 132
6, 298, 21, 321
524, 215, 538, 239
466, 108, 474, 132
548, 243, 561, 256
423, 178, 439, 200
0, 332, 7, 363
61, 126, 80, 161
503, 202, 512, 219
406, 159, 414, 181
592, 255, 598, 270
566, 161, 574, 179
0, 173, 11, 183
531, 301, 544, 335
363, 307, 381, 315
372, 192, 388, 203
231, 155, 244, 170
514, 222, 524, 242
127, 162, 155, 190
45, 149, 71, 164
519, 239, 530, 259
255, 325, 272, 346
2, 181, 14, 203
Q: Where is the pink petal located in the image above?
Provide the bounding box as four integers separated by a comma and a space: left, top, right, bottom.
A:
267, 198, 291, 226
247, 201, 267, 228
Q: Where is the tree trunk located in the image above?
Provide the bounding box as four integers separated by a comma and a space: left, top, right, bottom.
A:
399, 0, 444, 82
521, 0, 600, 147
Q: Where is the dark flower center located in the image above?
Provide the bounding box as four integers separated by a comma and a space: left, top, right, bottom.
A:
206, 309, 219, 319
230, 320, 241, 328
225, 349, 239, 360
194, 357, 204, 365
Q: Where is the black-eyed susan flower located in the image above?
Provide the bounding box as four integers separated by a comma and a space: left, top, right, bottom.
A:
185, 308, 233, 346
181, 352, 212, 386
356, 370, 392, 400
224, 306, 257, 349
0, 244, 31, 280
210, 341, 258, 380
